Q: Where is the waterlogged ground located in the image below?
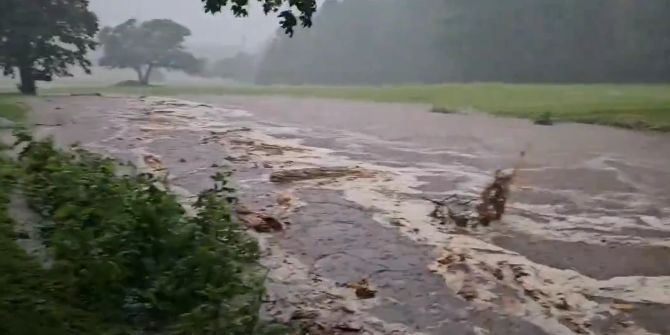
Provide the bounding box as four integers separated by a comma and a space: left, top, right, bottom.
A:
29, 95, 670, 335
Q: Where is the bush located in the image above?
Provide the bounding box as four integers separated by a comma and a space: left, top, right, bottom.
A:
13, 135, 266, 334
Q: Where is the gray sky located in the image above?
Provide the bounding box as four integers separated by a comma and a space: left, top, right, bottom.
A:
90, 0, 280, 52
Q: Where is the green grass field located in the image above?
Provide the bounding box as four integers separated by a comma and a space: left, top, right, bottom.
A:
38, 83, 670, 131
0, 94, 27, 123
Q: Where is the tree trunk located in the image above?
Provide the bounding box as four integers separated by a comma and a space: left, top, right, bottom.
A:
18, 66, 37, 95
141, 64, 154, 86
134, 67, 144, 84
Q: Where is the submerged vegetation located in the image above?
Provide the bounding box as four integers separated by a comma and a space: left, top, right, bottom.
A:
0, 133, 274, 334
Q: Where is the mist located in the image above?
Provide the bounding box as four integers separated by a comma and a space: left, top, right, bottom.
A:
13, 0, 670, 87
90, 0, 278, 53
256, 0, 670, 84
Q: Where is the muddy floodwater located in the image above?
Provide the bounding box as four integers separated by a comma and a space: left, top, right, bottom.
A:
29, 95, 670, 335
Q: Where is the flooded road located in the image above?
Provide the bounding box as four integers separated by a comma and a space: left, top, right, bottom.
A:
29, 95, 670, 335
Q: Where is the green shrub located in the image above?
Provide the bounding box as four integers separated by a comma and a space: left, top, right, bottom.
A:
13, 134, 266, 334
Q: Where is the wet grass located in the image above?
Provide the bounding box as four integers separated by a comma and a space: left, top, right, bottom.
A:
36, 83, 670, 131
0, 94, 26, 123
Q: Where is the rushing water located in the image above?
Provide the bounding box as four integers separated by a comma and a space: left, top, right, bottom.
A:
29, 95, 670, 335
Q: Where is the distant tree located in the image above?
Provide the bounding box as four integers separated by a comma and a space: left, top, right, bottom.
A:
98, 19, 203, 86
0, 0, 99, 95
200, 0, 317, 36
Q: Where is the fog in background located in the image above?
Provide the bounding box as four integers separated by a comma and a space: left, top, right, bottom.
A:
256, 0, 670, 85
26, 0, 285, 86
90, 0, 279, 54
3, 0, 668, 88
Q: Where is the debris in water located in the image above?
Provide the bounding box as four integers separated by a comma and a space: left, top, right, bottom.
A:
389, 218, 405, 227
225, 138, 305, 156
348, 279, 377, 299
224, 155, 250, 162
478, 262, 504, 280
457, 281, 478, 301
521, 282, 544, 302
492, 268, 504, 281
290, 309, 320, 320
209, 127, 251, 136
427, 151, 526, 227
235, 204, 254, 215
333, 319, 363, 332
276, 191, 294, 207
270, 167, 372, 183
477, 150, 526, 225
554, 297, 570, 310
236, 204, 284, 233
143, 154, 166, 172
476, 168, 516, 226
559, 316, 589, 334
253, 142, 305, 155
611, 303, 635, 311
617, 320, 634, 328
509, 264, 530, 281
427, 194, 478, 227
438, 194, 477, 225
242, 214, 283, 233
437, 252, 467, 266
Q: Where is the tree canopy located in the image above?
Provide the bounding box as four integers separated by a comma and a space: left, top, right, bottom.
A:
0, 0, 98, 94
200, 0, 317, 36
99, 19, 203, 85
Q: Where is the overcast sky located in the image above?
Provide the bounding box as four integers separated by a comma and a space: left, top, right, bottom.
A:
90, 0, 281, 51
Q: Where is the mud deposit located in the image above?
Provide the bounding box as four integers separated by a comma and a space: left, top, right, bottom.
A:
28, 95, 670, 335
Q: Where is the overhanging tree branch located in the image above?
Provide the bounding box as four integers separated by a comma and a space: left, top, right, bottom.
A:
200, 0, 317, 36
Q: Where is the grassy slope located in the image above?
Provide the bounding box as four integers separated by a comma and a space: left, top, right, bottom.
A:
43, 83, 670, 131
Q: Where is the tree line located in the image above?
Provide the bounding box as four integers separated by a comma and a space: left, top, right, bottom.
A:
256, 0, 670, 84
1, 0, 668, 93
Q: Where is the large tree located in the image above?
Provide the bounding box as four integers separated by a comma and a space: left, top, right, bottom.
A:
200, 0, 317, 36
0, 0, 98, 95
98, 19, 202, 86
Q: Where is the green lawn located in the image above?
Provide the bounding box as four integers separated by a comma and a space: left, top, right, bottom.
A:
40, 83, 670, 131
0, 94, 26, 123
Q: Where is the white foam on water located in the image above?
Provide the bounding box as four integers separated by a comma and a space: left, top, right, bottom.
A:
123, 96, 669, 335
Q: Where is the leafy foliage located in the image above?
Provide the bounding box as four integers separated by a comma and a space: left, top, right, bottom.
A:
10, 134, 267, 334
99, 19, 203, 85
0, 0, 98, 94
201, 0, 317, 36
0, 154, 110, 335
